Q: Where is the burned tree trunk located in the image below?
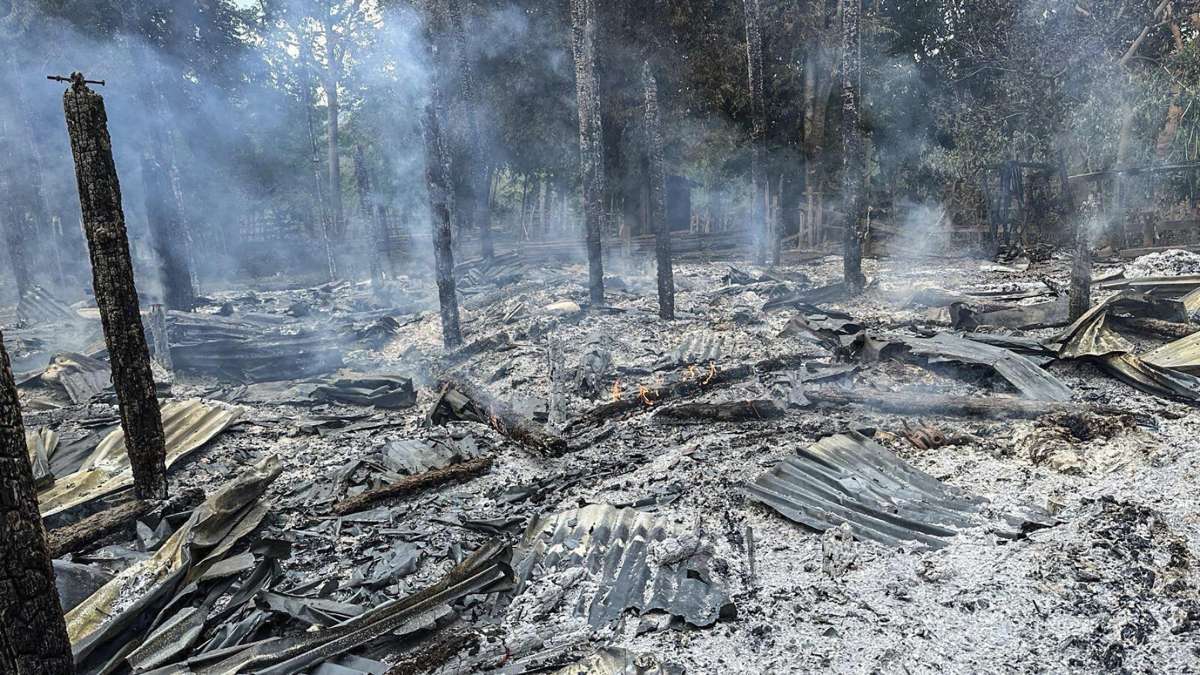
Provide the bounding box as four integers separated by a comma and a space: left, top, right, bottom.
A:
839, 0, 866, 293
570, 0, 606, 305
0, 111, 33, 300
743, 0, 771, 265
139, 119, 196, 311
643, 62, 675, 320
324, 13, 343, 239
1061, 153, 1090, 321
62, 74, 168, 500
0, 330, 74, 674
353, 144, 387, 286
423, 96, 464, 349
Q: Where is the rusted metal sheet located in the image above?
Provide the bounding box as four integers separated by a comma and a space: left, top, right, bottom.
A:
38, 399, 241, 516
512, 504, 734, 628
746, 432, 1053, 549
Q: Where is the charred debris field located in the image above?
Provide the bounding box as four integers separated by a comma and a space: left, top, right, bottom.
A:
7, 1, 1200, 674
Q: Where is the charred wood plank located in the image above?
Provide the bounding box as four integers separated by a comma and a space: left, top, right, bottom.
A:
652, 399, 785, 425
332, 457, 492, 516
429, 379, 566, 455
1111, 315, 1198, 340
44, 499, 151, 558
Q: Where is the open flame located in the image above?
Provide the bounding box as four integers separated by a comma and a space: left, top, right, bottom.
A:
611, 379, 622, 401
638, 385, 657, 406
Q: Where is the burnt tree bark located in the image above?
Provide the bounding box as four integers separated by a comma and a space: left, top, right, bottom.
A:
743, 0, 771, 264
570, 0, 606, 305
353, 144, 387, 286
0, 330, 74, 675
0, 111, 33, 300
643, 62, 674, 320
324, 10, 344, 238
839, 0, 866, 293
62, 75, 168, 500
423, 93, 464, 349
442, 0, 493, 260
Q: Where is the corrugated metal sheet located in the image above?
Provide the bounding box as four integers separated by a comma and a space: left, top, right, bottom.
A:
512, 504, 734, 628
17, 285, 80, 325
38, 399, 241, 516
904, 333, 1072, 401
746, 432, 1051, 549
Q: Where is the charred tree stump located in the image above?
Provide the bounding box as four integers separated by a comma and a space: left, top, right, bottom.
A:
422, 94, 464, 349
331, 457, 492, 516
62, 74, 168, 500
743, 0, 771, 265
428, 378, 567, 455
0, 330, 74, 674
840, 0, 866, 294
643, 63, 675, 320
570, 0, 606, 305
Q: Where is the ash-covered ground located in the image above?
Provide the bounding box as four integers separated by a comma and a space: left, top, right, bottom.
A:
18, 250, 1200, 673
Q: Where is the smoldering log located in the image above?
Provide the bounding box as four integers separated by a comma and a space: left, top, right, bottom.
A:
652, 399, 785, 425
331, 456, 493, 516
422, 92, 464, 349
805, 389, 1123, 419
428, 378, 567, 455
0, 329, 74, 673
62, 73, 169, 501
570, 0, 606, 305
1111, 315, 1198, 340
643, 62, 675, 320
44, 499, 151, 558
840, 0, 866, 293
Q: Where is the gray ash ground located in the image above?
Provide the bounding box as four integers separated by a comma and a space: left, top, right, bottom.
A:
23, 251, 1200, 672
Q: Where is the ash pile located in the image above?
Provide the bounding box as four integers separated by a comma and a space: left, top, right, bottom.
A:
10, 249, 1200, 674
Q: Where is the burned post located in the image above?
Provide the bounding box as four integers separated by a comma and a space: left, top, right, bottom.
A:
840, 0, 866, 293
353, 144, 387, 286
743, 0, 771, 265
643, 62, 675, 320
570, 0, 606, 305
1062, 154, 1091, 321
423, 90, 464, 349
60, 73, 168, 500
0, 330, 74, 675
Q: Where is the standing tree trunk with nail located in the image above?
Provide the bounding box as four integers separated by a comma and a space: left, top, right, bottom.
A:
643, 62, 674, 320
840, 0, 866, 293
0, 330, 73, 675
62, 75, 168, 500
743, 0, 771, 265
570, 0, 606, 305
423, 90, 463, 349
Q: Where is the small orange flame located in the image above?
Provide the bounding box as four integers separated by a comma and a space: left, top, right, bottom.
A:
611, 380, 623, 401
703, 362, 716, 385
687, 364, 699, 380
639, 385, 657, 407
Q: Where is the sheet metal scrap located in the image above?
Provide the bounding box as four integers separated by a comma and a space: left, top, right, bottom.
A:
26, 427, 58, 488
17, 285, 80, 324
1143, 330, 1200, 374
38, 399, 242, 517
745, 432, 1053, 549
1049, 292, 1200, 402
167, 311, 344, 383
35, 352, 112, 403
511, 504, 735, 628
902, 332, 1072, 401
310, 374, 417, 409
192, 542, 511, 675
67, 455, 282, 671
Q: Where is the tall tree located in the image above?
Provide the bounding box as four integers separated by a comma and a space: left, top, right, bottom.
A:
743, 0, 770, 264
643, 62, 674, 320
570, 0, 606, 305
423, 88, 463, 349
61, 74, 168, 500
0, 329, 73, 675
840, 0, 865, 293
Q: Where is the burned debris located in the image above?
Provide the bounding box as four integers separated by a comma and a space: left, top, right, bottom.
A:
6, 2, 1200, 673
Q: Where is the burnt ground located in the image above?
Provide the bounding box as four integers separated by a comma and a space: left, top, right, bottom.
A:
16, 251, 1200, 673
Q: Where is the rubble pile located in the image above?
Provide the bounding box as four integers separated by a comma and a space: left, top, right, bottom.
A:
8, 251, 1200, 673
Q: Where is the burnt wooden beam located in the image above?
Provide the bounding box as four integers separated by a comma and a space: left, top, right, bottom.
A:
62, 73, 168, 500
806, 389, 1120, 419
429, 378, 566, 455
332, 457, 492, 516
44, 499, 151, 558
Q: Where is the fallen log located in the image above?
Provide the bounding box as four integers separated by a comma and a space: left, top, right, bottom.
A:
429, 378, 567, 455
806, 389, 1121, 419
1111, 315, 1198, 341
566, 354, 808, 432
45, 499, 151, 558
652, 399, 785, 425
332, 457, 493, 516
